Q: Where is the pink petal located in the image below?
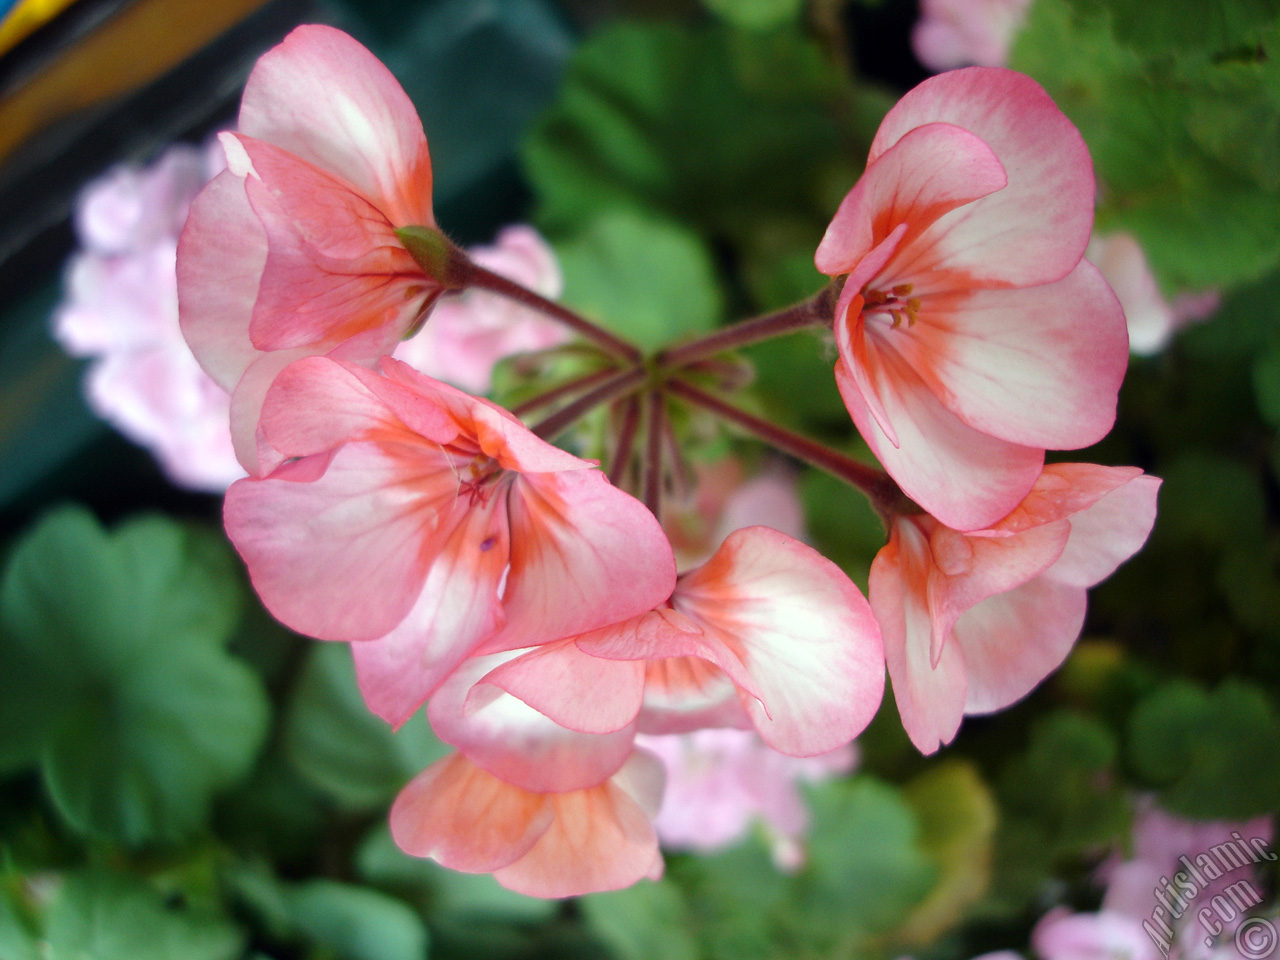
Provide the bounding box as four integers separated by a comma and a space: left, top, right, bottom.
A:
350, 502, 510, 726
224, 441, 455, 642
236, 141, 426, 352
955, 575, 1087, 713
636, 656, 752, 735
871, 521, 969, 754
478, 640, 647, 735
1046, 471, 1161, 588
673, 527, 886, 756
177, 170, 267, 392
869, 67, 1094, 288
238, 24, 433, 226
493, 750, 664, 898
481, 470, 677, 652
836, 355, 1042, 532
896, 259, 1128, 449
925, 518, 1071, 663
992, 462, 1146, 533
390, 752, 554, 873
428, 651, 636, 793
816, 121, 1007, 277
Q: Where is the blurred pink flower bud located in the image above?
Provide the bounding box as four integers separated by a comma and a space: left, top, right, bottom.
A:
912, 0, 1031, 72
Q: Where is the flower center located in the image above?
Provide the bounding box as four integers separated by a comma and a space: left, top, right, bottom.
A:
861, 283, 922, 329
458, 455, 503, 507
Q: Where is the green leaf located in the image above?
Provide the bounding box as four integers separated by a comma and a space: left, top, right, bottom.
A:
581, 880, 700, 960
701, 0, 803, 32
284, 643, 448, 811
802, 777, 937, 934
42, 871, 241, 960
288, 881, 428, 960
1076, 0, 1278, 58
1153, 453, 1266, 549
0, 507, 268, 843
554, 208, 724, 352
523, 22, 847, 243
1254, 345, 1280, 428
896, 761, 997, 945
799, 468, 886, 588
1127, 680, 1280, 819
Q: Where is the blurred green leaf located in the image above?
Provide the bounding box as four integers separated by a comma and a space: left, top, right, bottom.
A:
799, 468, 886, 588
554, 208, 723, 351
700, 0, 803, 31
0, 507, 268, 843
581, 879, 699, 960
1075, 0, 1277, 58
288, 880, 428, 960
1128, 680, 1280, 819
284, 643, 448, 811
1153, 453, 1266, 548
524, 22, 850, 244
896, 761, 997, 946
802, 776, 937, 934
42, 871, 241, 960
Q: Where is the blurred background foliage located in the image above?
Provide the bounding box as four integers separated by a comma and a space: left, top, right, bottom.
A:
0, 0, 1277, 957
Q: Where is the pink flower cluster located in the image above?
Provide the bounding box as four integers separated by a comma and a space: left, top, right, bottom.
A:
815, 67, 1159, 752
175, 25, 1161, 896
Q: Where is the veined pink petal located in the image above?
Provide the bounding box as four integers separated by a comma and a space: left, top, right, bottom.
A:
895, 259, 1127, 449
238, 24, 433, 226
925, 518, 1071, 663
350, 502, 510, 726
492, 750, 665, 898
836, 356, 1042, 531
992, 462, 1145, 533
871, 520, 968, 754
869, 67, 1094, 287
479, 640, 647, 735
481, 469, 677, 652
637, 656, 752, 735
224, 440, 457, 642
1044, 470, 1161, 588
816, 122, 1007, 277
177, 170, 266, 392
428, 651, 636, 793
238, 147, 426, 352
390, 752, 554, 873
673, 527, 885, 756
957, 576, 1087, 713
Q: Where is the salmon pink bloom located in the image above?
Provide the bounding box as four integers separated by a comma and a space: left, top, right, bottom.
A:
871, 463, 1159, 753
476, 526, 886, 759
817, 67, 1128, 531
178, 24, 442, 473
223, 355, 676, 725
390, 748, 664, 898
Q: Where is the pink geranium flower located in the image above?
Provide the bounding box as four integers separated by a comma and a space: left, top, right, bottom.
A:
391, 748, 665, 898
477, 526, 885, 759
871, 463, 1159, 753
55, 142, 242, 492
178, 25, 441, 473
393, 225, 568, 394
912, 0, 1031, 72
223, 355, 675, 725
817, 68, 1128, 531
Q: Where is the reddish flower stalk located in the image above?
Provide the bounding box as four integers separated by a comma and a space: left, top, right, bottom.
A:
458, 258, 643, 364
667, 378, 907, 518
529, 366, 647, 440
643, 390, 666, 518
608, 396, 642, 487
656, 285, 837, 370
511, 366, 622, 418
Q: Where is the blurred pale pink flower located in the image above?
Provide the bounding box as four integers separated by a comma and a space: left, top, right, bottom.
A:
635, 727, 856, 869
912, 0, 1031, 72
1033, 906, 1163, 960
1087, 233, 1220, 355
54, 141, 243, 492
667, 458, 806, 568
393, 226, 568, 394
